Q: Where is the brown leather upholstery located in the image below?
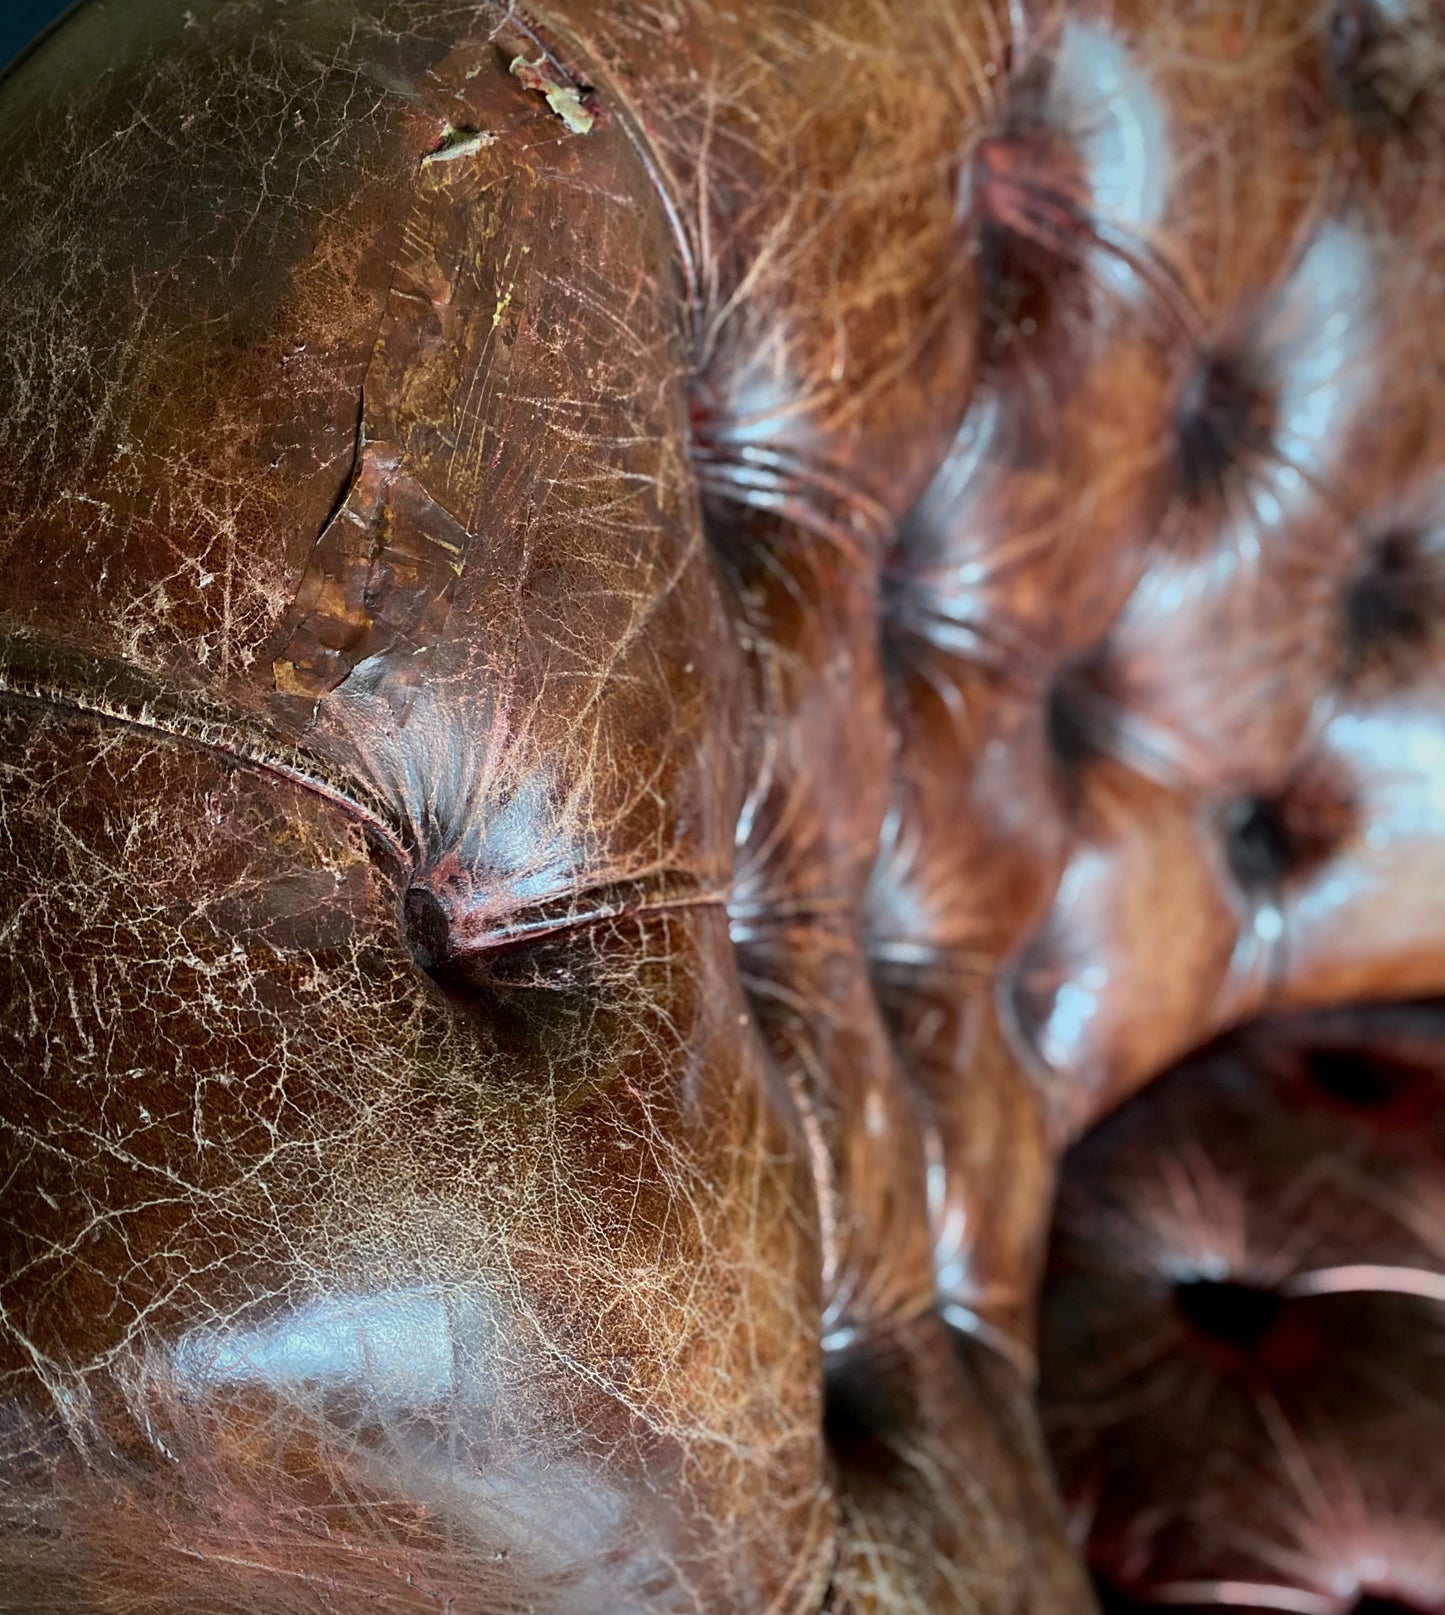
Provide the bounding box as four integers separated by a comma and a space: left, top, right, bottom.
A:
1041, 1002, 1445, 1615
0, 0, 1439, 1609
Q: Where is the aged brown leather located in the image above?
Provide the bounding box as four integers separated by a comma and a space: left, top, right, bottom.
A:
1041, 1002, 1445, 1615
0, 0, 1439, 1609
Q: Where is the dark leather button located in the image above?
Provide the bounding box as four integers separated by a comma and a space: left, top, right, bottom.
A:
402, 884, 451, 974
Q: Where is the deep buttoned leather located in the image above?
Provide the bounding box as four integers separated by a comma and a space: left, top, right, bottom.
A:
0, 0, 1439, 1609
1041, 1002, 1445, 1615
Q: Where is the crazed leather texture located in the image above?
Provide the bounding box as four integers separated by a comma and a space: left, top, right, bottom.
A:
1041, 1002, 1445, 1615
0, 0, 1439, 1609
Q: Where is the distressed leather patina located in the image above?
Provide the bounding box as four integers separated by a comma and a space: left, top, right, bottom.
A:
0, 1, 1440, 1610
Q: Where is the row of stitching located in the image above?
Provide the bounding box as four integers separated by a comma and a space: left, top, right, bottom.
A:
0, 647, 406, 862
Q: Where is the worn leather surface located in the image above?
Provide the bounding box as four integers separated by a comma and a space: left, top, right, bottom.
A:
0, 0, 1440, 1609
1041, 1002, 1445, 1615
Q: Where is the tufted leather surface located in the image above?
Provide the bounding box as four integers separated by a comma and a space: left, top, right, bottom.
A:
1041, 1001, 1445, 1615
0, 0, 1440, 1609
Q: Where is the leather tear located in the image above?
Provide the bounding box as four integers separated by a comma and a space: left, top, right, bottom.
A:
271, 440, 464, 709
501, 41, 602, 133
422, 124, 498, 165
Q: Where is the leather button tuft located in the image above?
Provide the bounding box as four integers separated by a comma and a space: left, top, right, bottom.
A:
972, 123, 1090, 251
1044, 662, 1107, 791
402, 884, 451, 975
1344, 527, 1442, 684
1307, 1045, 1396, 1109
1224, 795, 1297, 889
1174, 349, 1274, 507
1300, 1039, 1441, 1132
1223, 780, 1355, 893
1351, 1597, 1437, 1615
973, 122, 1089, 358
1329, 0, 1377, 81
1327, 0, 1423, 126
823, 1346, 909, 1470
1173, 1277, 1281, 1352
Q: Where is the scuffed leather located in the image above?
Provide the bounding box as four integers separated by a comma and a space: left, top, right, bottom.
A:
0, 0, 1439, 1608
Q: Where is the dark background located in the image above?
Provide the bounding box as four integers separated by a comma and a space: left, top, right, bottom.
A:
1, 0, 78, 74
